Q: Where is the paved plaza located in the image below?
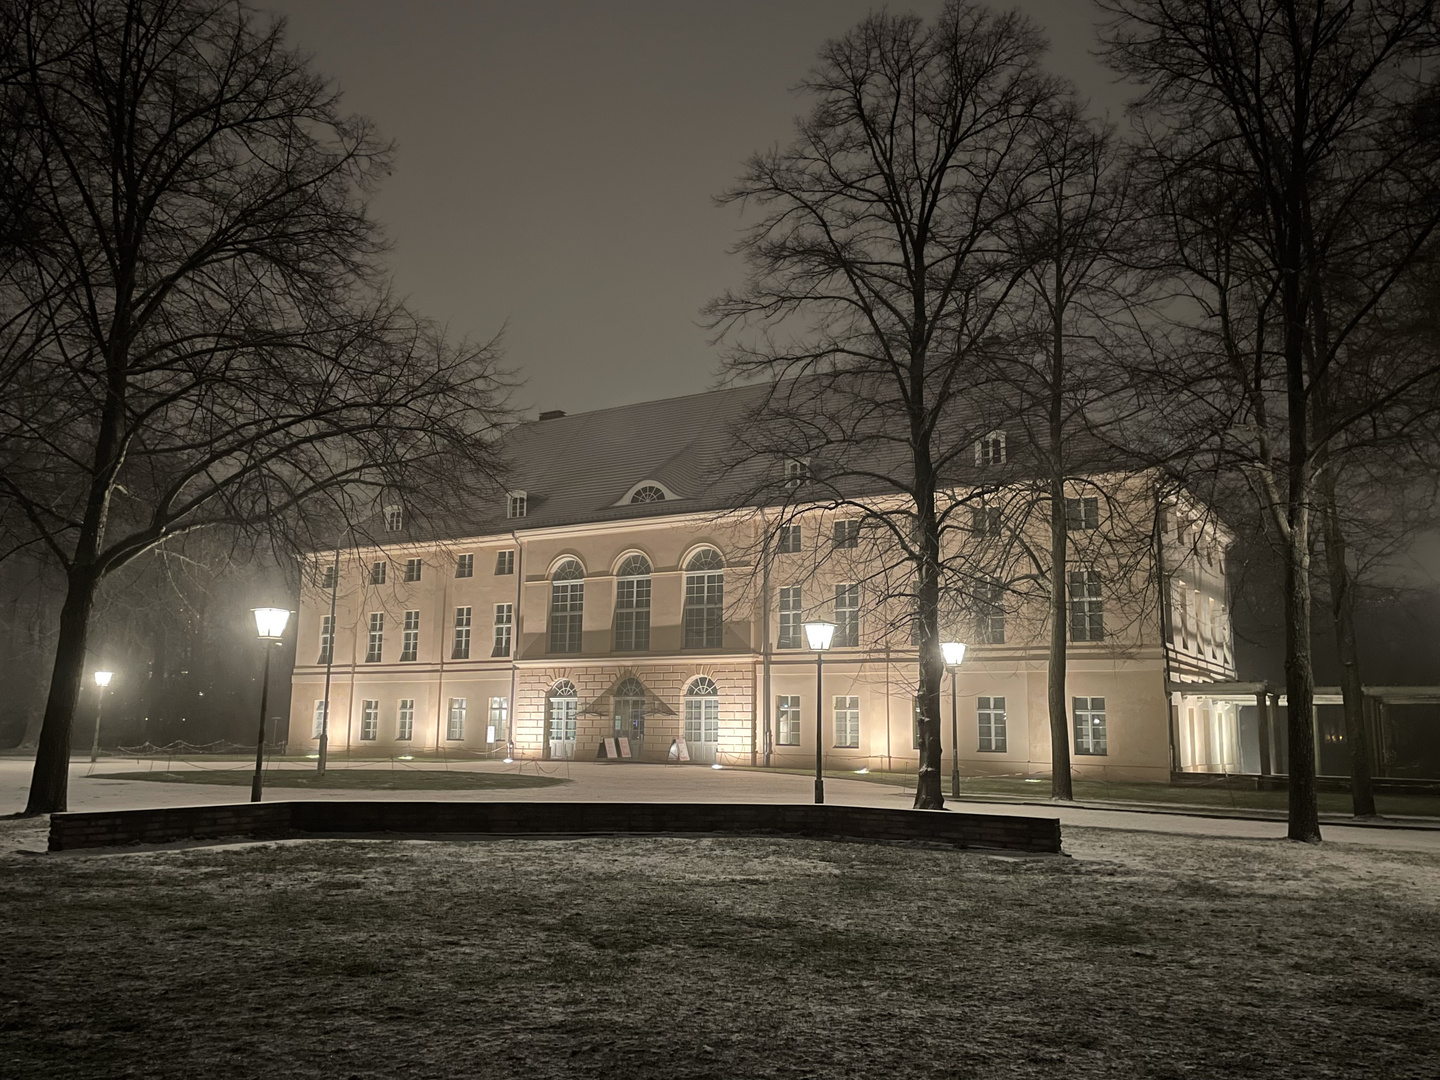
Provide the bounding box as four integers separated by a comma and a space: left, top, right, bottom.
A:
3, 755, 1436, 852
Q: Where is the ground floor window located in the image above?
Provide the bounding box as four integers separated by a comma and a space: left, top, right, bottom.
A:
548, 681, 578, 743
684, 676, 720, 743
1073, 696, 1107, 755
834, 695, 859, 748
360, 699, 378, 741
777, 695, 800, 746
489, 697, 509, 743
447, 697, 466, 741
397, 698, 414, 741
977, 696, 1006, 752
312, 699, 327, 738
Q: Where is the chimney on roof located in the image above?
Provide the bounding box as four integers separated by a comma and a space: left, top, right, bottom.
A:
538, 409, 566, 421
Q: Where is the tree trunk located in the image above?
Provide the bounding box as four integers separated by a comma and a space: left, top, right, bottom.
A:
1316, 469, 1377, 817
1047, 468, 1073, 800
1282, 507, 1322, 842
913, 478, 945, 811
23, 566, 100, 815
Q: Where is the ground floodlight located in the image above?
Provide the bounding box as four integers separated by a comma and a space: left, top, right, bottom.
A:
804, 620, 835, 651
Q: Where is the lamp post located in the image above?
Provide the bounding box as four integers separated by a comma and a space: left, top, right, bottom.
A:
90, 670, 114, 764
804, 620, 835, 804
941, 641, 967, 798
251, 607, 292, 803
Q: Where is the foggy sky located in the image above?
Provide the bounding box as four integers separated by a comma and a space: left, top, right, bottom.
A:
264, 0, 1131, 418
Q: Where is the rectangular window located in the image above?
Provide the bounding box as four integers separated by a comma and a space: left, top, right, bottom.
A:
492, 603, 513, 657
834, 695, 859, 748
507, 491, 527, 519
452, 606, 472, 660
777, 696, 801, 746
1066, 496, 1100, 531
778, 586, 802, 649
614, 573, 651, 651
365, 613, 383, 662
1068, 570, 1104, 642
318, 615, 334, 664
447, 697, 466, 741
978, 696, 1007, 752
312, 699, 328, 738
777, 524, 801, 553
1074, 696, 1107, 755
834, 584, 859, 647
404, 558, 422, 582
975, 580, 1005, 645
455, 553, 474, 578
549, 581, 584, 653
970, 506, 1002, 537
975, 429, 1006, 465
400, 610, 420, 661
360, 699, 378, 741
370, 561, 387, 585
489, 697, 509, 743
495, 550, 515, 575
397, 699, 414, 741
320, 563, 337, 590
832, 520, 859, 549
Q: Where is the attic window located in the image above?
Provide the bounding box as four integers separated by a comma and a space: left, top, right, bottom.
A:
507, 491, 527, 519
384, 505, 403, 530
784, 458, 810, 487
975, 430, 1006, 466
630, 485, 666, 504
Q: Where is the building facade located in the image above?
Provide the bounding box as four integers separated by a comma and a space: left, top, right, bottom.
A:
288, 386, 1239, 783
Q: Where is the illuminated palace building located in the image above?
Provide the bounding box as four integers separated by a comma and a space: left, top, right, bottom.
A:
288, 385, 1246, 782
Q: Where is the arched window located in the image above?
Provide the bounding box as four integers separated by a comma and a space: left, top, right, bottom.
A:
614, 554, 652, 651
613, 676, 647, 746
684, 676, 720, 751
547, 680, 578, 759
549, 559, 584, 653
683, 549, 724, 649
630, 485, 666, 504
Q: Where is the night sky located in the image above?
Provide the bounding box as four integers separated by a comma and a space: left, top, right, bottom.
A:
263, 0, 1130, 418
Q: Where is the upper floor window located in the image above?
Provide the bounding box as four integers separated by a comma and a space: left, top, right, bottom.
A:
318, 615, 334, 665
404, 558, 422, 583
832, 520, 860, 550
683, 549, 725, 649
630, 485, 666, 504
320, 563, 337, 590
1066, 496, 1099, 531
507, 491, 527, 519
370, 561, 387, 585
975, 579, 1006, 644
495, 550, 515, 575
784, 458, 810, 487
834, 584, 860, 647
778, 586, 802, 649
970, 506, 1002, 537
365, 613, 384, 663
456, 553, 474, 578
400, 610, 419, 662
1068, 570, 1104, 642
453, 606, 472, 660
384, 505, 403, 531
549, 559, 584, 653
614, 554, 652, 651
777, 524, 801, 553
975, 430, 1006, 466
493, 603, 513, 657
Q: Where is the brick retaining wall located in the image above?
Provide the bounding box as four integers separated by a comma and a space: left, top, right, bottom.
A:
48, 801, 1060, 854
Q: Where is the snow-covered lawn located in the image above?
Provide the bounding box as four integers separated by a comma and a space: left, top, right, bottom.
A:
2, 817, 1436, 1078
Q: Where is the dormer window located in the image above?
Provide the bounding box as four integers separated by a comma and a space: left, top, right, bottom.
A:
630, 485, 665, 504
507, 491, 527, 519
784, 458, 810, 487
384, 505, 403, 530
975, 430, 1006, 466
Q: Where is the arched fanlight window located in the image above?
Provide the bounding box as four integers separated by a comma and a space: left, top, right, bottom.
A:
550, 560, 584, 653
614, 555, 652, 651
683, 675, 719, 747
550, 679, 578, 698
683, 549, 724, 649
614, 677, 646, 698
630, 485, 666, 504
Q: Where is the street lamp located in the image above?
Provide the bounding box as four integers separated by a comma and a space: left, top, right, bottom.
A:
251, 607, 291, 803
941, 641, 967, 798
90, 670, 114, 764
804, 620, 835, 805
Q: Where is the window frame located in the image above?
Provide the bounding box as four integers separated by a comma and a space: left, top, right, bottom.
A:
403, 557, 422, 583
975, 429, 1007, 466
369, 561, 387, 585
506, 491, 527, 519
447, 697, 467, 741
494, 550, 515, 575
832, 519, 859, 550
397, 698, 414, 741
452, 606, 472, 660
312, 699, 328, 738
365, 613, 384, 663
318, 614, 334, 665
492, 603, 513, 657
613, 554, 652, 651
399, 609, 420, 662
549, 559, 585, 654
777, 695, 801, 746
359, 699, 379, 741
778, 585, 802, 649
455, 553, 474, 578
1073, 696, 1107, 755
834, 583, 860, 647
834, 695, 859, 748
777, 524, 801, 554
682, 549, 724, 650
1065, 496, 1100, 531
1068, 569, 1105, 642
977, 695, 1007, 753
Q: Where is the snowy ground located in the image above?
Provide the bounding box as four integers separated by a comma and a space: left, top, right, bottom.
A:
2, 817, 1436, 1079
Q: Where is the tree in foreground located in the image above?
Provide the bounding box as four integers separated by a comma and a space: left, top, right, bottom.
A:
1102, 0, 1440, 839
707, 1, 1057, 808
0, 0, 508, 815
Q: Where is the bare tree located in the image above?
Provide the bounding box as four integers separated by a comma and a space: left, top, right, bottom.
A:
1102, 0, 1440, 840
0, 0, 510, 815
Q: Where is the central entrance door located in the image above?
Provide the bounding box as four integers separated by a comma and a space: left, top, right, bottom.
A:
613, 677, 647, 759
684, 676, 720, 765
548, 680, 578, 761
